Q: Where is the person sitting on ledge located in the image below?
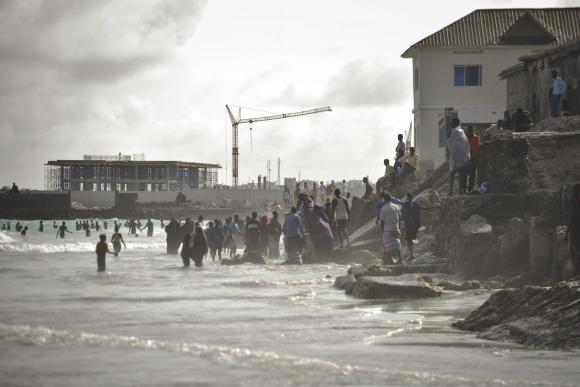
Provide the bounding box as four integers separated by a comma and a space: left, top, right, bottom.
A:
398, 147, 419, 179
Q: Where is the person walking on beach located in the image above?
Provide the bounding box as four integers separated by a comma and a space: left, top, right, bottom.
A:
401, 192, 421, 261
56, 221, 72, 239
111, 226, 126, 256
331, 189, 350, 247
38, 220, 44, 232
447, 117, 471, 195
192, 224, 208, 267
95, 234, 115, 272
20, 226, 28, 236
379, 193, 402, 265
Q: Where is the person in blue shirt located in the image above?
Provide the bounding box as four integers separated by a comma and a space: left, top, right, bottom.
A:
283, 207, 304, 259
550, 70, 566, 117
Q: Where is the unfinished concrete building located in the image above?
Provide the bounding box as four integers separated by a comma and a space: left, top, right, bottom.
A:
500, 37, 580, 122
45, 156, 220, 192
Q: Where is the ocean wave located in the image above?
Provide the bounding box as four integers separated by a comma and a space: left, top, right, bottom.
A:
0, 322, 564, 386
223, 278, 333, 288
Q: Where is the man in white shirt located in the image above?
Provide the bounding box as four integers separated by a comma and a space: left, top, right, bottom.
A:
550, 70, 566, 117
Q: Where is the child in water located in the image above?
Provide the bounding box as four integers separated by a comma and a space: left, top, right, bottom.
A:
95, 234, 114, 272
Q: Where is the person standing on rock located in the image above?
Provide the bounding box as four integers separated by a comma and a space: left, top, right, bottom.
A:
568, 184, 580, 276
466, 127, 480, 193
447, 117, 471, 196
394, 134, 406, 174
402, 192, 421, 261
331, 189, 350, 247
379, 192, 402, 265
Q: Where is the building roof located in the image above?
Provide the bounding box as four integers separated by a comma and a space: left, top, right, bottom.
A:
402, 8, 580, 57
46, 160, 221, 168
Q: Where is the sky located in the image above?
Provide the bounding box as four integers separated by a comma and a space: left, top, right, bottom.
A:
0, 0, 574, 189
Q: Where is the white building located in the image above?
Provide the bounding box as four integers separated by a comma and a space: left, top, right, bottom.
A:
402, 8, 580, 172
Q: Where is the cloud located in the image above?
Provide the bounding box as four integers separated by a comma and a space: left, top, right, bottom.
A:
322, 59, 411, 107
0, 0, 208, 188
267, 58, 411, 109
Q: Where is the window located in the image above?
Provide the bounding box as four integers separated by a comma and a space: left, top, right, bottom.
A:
454, 65, 482, 86
413, 68, 419, 90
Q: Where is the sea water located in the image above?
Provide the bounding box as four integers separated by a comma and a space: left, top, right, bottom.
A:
0, 219, 579, 386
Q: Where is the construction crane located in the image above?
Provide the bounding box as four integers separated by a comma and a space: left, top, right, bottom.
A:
225, 104, 332, 188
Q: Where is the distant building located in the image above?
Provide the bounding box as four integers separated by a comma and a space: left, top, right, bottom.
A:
45, 154, 220, 191
500, 37, 580, 121
402, 8, 580, 171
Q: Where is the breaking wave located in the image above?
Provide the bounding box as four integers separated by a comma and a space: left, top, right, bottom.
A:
0, 231, 165, 253
0, 322, 566, 386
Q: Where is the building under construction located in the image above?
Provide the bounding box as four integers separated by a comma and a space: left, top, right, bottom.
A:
45, 155, 220, 191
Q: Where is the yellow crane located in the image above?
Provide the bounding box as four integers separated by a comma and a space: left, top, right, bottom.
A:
225, 104, 332, 188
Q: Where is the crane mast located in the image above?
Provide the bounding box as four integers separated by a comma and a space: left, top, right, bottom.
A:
225, 104, 331, 188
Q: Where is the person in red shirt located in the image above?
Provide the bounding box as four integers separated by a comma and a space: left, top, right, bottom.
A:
466, 126, 480, 193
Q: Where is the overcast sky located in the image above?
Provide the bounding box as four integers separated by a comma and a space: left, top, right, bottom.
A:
0, 0, 572, 188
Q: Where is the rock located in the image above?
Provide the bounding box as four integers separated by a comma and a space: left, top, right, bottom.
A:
334, 274, 356, 290
503, 271, 549, 288
436, 280, 482, 291
329, 249, 380, 265
348, 264, 394, 278
551, 226, 573, 282
449, 215, 498, 277
498, 217, 529, 271
532, 116, 580, 133
529, 217, 553, 271
221, 253, 266, 265
454, 280, 580, 349
348, 274, 442, 299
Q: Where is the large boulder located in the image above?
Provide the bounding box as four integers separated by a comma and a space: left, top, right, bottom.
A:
498, 217, 530, 272
221, 253, 266, 265
348, 274, 442, 299
449, 215, 498, 277
454, 280, 580, 349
